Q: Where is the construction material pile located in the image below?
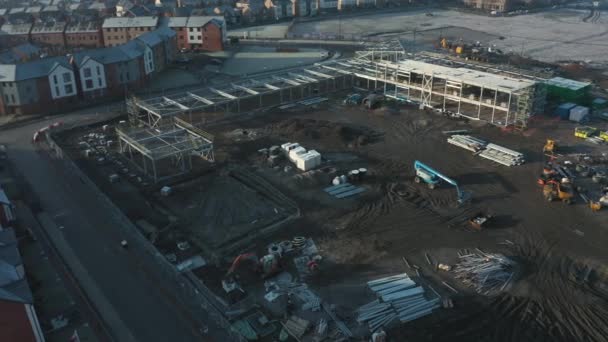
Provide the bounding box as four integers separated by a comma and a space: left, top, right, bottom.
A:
447, 135, 487, 152
453, 251, 516, 295
479, 143, 525, 166
447, 135, 525, 166
356, 273, 440, 332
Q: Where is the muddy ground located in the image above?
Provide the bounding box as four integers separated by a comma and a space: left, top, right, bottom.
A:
204, 94, 608, 341
57, 92, 608, 341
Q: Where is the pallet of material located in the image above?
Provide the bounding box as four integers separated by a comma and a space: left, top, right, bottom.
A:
447, 135, 487, 152
478, 143, 525, 166
357, 273, 440, 332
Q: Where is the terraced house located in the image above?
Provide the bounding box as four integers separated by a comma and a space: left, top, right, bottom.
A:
0, 27, 176, 116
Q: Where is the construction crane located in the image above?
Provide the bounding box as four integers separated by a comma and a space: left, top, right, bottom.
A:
413, 160, 471, 204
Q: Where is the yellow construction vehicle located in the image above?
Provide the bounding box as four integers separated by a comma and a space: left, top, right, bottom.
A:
543, 139, 556, 155
600, 130, 608, 142
543, 179, 575, 204
574, 126, 597, 139
590, 201, 602, 211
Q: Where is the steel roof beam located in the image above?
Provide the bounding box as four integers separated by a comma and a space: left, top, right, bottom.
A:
304, 69, 332, 79
288, 72, 317, 82
232, 84, 259, 95
163, 97, 189, 110
273, 75, 301, 86
187, 92, 214, 105
210, 87, 237, 100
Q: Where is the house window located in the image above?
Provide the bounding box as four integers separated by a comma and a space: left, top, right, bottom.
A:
98, 78, 102, 86
197, 28, 201, 32
11, 94, 15, 103
114, 28, 118, 32
96, 66, 101, 75
197, 35, 201, 40
179, 36, 184, 40
62, 72, 71, 82
53, 75, 58, 84
55, 86, 60, 95
147, 27, 151, 31
65, 84, 73, 94
190, 35, 194, 40
4, 94, 8, 103
83, 68, 92, 78
85, 79, 94, 89
189, 28, 194, 32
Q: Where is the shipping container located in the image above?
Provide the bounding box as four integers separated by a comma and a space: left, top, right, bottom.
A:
569, 106, 590, 123
555, 102, 577, 119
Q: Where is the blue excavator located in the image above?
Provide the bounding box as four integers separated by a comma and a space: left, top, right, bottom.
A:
414, 160, 471, 204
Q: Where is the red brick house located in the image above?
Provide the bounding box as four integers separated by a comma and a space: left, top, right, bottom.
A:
30, 21, 68, 49
166, 16, 226, 51
65, 21, 104, 49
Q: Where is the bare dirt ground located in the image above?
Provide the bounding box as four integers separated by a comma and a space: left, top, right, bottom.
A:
291, 8, 608, 64
57, 92, 608, 341
202, 93, 608, 341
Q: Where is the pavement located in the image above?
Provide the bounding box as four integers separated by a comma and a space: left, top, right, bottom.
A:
0, 110, 234, 342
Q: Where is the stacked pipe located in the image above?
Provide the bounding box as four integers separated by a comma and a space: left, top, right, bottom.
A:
452, 251, 515, 295
356, 273, 440, 332
478, 143, 525, 166
447, 135, 487, 152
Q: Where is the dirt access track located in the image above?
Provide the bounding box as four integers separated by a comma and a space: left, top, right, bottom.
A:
205, 93, 608, 342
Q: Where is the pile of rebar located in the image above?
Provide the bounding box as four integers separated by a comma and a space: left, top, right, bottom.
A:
447, 135, 487, 152
356, 273, 440, 332
453, 251, 515, 295
478, 143, 525, 167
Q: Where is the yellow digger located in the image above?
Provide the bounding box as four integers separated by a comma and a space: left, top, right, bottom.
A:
543, 139, 557, 156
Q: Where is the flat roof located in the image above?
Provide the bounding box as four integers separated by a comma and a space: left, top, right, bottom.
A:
0, 23, 32, 35
545, 77, 590, 91
31, 21, 66, 34
103, 16, 158, 28
394, 59, 536, 92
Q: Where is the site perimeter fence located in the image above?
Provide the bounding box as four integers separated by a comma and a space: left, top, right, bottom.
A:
285, 32, 387, 41
44, 131, 246, 342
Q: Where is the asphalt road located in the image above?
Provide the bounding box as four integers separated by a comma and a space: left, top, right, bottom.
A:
0, 112, 226, 342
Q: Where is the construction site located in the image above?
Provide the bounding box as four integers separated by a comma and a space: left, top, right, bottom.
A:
53, 41, 608, 342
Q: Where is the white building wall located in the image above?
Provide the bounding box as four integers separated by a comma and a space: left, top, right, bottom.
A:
80, 59, 107, 92
48, 65, 77, 99
187, 26, 203, 44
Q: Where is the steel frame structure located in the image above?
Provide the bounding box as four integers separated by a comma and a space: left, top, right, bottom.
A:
130, 65, 355, 128
116, 124, 214, 183
130, 47, 543, 129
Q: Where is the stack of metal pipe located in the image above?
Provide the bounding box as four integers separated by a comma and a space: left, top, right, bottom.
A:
447, 135, 488, 152
356, 273, 440, 332
453, 251, 515, 295
478, 143, 525, 166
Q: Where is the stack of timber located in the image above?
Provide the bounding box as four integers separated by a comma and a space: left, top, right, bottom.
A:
453, 250, 515, 295
447, 135, 487, 152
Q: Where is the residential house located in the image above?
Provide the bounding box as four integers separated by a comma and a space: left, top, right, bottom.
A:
166, 16, 225, 51
0, 23, 33, 48
0, 228, 45, 342
337, 0, 356, 10
65, 21, 104, 48
266, 0, 294, 19
86, 2, 116, 17
236, 0, 266, 21
0, 43, 41, 63
135, 25, 177, 73
166, 16, 189, 50
116, 0, 135, 16
185, 16, 225, 51
29, 21, 67, 48
0, 56, 78, 115
292, 0, 318, 16
102, 16, 159, 46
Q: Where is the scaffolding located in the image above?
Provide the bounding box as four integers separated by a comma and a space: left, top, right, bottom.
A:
116, 124, 214, 183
